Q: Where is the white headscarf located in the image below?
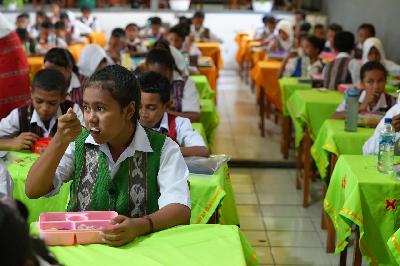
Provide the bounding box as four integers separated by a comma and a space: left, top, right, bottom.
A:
362, 37, 386, 63
274, 20, 294, 51
0, 12, 14, 38
77, 44, 109, 77
169, 45, 189, 77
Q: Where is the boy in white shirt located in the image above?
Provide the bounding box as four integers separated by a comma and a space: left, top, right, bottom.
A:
0, 68, 83, 151
79, 6, 101, 33
139, 71, 209, 157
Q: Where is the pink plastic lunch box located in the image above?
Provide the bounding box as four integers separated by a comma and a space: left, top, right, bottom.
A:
37, 211, 118, 246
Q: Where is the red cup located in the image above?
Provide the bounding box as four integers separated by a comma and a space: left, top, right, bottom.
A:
32, 137, 52, 154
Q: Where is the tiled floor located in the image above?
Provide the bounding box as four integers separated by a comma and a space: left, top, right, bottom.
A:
213, 68, 367, 265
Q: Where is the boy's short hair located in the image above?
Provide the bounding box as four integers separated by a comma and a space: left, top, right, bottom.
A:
295, 10, 306, 20
36, 10, 46, 18
54, 21, 66, 30
358, 23, 375, 37
60, 12, 69, 21
169, 25, 187, 39
149, 16, 162, 25
84, 65, 140, 123
328, 23, 342, 33
360, 61, 387, 81
333, 31, 354, 53
44, 47, 73, 68
17, 12, 29, 20
193, 11, 205, 20
262, 15, 276, 24
125, 23, 139, 31
41, 21, 54, 29
139, 71, 171, 103
80, 6, 91, 13
16, 28, 29, 41
32, 68, 66, 95
307, 35, 325, 54
300, 22, 311, 32
146, 48, 175, 70
111, 27, 126, 38
314, 23, 324, 30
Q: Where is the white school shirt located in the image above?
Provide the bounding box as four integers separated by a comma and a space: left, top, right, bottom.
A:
153, 113, 206, 147
283, 56, 324, 78
363, 104, 400, 155
254, 26, 272, 40
335, 90, 389, 112
79, 15, 101, 32
67, 72, 81, 94
47, 122, 191, 209
173, 72, 201, 113
0, 160, 12, 197
0, 103, 83, 138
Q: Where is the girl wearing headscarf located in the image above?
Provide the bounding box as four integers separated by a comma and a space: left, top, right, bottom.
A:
77, 44, 109, 78
349, 37, 400, 84
269, 20, 294, 52
0, 12, 30, 119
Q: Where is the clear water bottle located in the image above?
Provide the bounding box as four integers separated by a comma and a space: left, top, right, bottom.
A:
48, 33, 57, 48
344, 86, 360, 132
378, 118, 395, 174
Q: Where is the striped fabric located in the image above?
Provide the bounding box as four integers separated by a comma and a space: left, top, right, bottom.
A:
323, 57, 353, 90
0, 32, 30, 118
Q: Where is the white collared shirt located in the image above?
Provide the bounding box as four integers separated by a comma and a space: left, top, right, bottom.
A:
0, 103, 83, 138
173, 72, 201, 113
363, 104, 400, 155
336, 90, 389, 113
48, 122, 190, 209
152, 113, 206, 147
283, 56, 324, 78
336, 52, 351, 59
67, 72, 81, 94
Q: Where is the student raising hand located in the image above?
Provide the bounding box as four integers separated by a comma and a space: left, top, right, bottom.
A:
11, 132, 40, 150
55, 108, 82, 145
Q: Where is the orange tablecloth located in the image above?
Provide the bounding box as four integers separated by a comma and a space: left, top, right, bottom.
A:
198, 57, 218, 94
89, 32, 107, 47
235, 34, 251, 65
27, 56, 44, 77
67, 44, 85, 63
195, 42, 224, 74
251, 49, 266, 67
251, 60, 283, 110
244, 41, 262, 64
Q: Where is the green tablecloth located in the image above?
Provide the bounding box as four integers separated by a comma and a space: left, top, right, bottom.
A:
287, 90, 343, 147
191, 122, 209, 148
324, 155, 400, 265
5, 152, 239, 226
311, 119, 375, 182
388, 228, 400, 265
200, 99, 220, 147
279, 77, 312, 116
30, 224, 258, 266
191, 75, 216, 100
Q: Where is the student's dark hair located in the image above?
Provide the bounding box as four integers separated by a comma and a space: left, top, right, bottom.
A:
193, 10, 205, 19
314, 23, 324, 30
44, 47, 78, 74
32, 68, 66, 95
84, 65, 140, 123
16, 28, 29, 41
54, 21, 66, 30
333, 31, 354, 53
36, 10, 46, 18
328, 23, 342, 32
17, 12, 30, 20
139, 71, 171, 103
50, 0, 61, 5
41, 21, 54, 29
262, 15, 276, 24
300, 22, 311, 32
360, 61, 387, 81
295, 10, 306, 20
125, 23, 139, 31
60, 12, 69, 21
0, 202, 32, 266
149, 16, 162, 25
146, 48, 175, 70
358, 23, 376, 37
306, 35, 325, 54
80, 6, 91, 12
111, 27, 126, 38
178, 16, 191, 27
169, 25, 187, 39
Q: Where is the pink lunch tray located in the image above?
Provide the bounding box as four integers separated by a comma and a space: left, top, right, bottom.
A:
37, 211, 118, 246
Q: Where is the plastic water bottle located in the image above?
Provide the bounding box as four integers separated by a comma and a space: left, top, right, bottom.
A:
48, 33, 57, 48
378, 118, 395, 174
344, 87, 360, 132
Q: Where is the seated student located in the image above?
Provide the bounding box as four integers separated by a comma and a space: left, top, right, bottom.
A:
37, 21, 55, 53
281, 35, 325, 78
139, 72, 209, 157
154, 39, 190, 78
313, 23, 326, 39
354, 23, 375, 59
107, 27, 127, 64
140, 16, 166, 39
269, 20, 294, 52
323, 23, 342, 52
146, 48, 200, 122
254, 15, 276, 41
125, 23, 147, 57
349, 37, 400, 84
167, 24, 202, 57
323, 31, 355, 90
16, 27, 38, 55
77, 44, 109, 79
53, 21, 69, 47
0, 161, 12, 198
332, 61, 394, 120
44, 48, 83, 106
0, 69, 83, 151
26, 65, 191, 246
59, 12, 85, 44
79, 6, 102, 33
15, 12, 37, 38
32, 10, 48, 38
190, 11, 221, 43
294, 10, 307, 34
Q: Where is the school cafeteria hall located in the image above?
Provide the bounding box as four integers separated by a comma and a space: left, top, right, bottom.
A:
1, 0, 400, 265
